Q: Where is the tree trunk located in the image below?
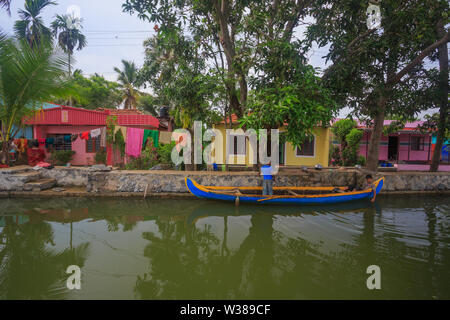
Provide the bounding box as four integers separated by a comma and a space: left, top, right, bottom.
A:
68, 52, 72, 77
430, 21, 449, 172
366, 97, 387, 172
68, 52, 73, 106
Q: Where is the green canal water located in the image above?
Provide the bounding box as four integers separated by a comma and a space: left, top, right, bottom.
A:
0, 195, 449, 300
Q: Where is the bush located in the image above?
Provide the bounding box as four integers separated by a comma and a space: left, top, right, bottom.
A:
95, 148, 107, 164
157, 142, 175, 167
125, 140, 159, 170
357, 155, 366, 166
330, 145, 342, 166
331, 119, 363, 166
50, 150, 75, 165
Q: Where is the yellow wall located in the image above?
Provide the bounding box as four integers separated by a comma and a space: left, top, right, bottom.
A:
212, 124, 330, 167
284, 127, 330, 167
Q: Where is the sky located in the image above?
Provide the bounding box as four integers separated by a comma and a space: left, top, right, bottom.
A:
0, 0, 158, 81
0, 1, 438, 119
0, 0, 329, 80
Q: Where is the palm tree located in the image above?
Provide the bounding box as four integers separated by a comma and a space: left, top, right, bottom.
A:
51, 14, 87, 77
13, 0, 56, 46
114, 59, 140, 109
0, 36, 69, 165
0, 0, 12, 15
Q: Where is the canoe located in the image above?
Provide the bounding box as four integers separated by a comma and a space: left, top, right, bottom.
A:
184, 177, 384, 205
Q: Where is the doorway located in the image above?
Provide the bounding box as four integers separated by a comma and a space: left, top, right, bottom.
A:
388, 136, 399, 161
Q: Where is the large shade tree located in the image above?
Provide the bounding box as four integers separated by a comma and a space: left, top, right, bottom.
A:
139, 29, 221, 170
51, 14, 87, 77
0, 37, 69, 165
123, 0, 314, 120
429, 18, 449, 171
14, 0, 56, 46
306, 0, 450, 171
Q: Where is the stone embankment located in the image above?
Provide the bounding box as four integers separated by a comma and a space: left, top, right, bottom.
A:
1, 165, 449, 197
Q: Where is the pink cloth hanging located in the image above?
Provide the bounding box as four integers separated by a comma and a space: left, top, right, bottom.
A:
125, 127, 144, 158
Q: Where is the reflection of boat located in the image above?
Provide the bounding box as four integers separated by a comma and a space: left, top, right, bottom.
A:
185, 177, 384, 205
186, 200, 377, 226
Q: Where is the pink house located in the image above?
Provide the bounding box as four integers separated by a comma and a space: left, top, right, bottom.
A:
357, 120, 450, 171
25, 103, 160, 166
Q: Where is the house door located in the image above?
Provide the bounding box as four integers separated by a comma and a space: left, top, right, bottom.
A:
388, 136, 399, 161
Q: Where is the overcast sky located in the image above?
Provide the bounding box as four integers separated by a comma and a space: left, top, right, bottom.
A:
0, 0, 158, 80
0, 0, 329, 80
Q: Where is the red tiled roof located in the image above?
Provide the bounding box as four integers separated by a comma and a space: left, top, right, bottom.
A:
25, 103, 159, 129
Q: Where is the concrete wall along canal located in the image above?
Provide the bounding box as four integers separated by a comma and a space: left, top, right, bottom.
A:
1, 166, 449, 196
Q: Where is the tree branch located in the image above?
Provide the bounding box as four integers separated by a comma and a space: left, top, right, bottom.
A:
387, 31, 450, 86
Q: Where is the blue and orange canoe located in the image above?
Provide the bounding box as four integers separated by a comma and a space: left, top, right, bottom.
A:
185, 177, 384, 205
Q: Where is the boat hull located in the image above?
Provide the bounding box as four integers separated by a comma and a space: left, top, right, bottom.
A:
185, 177, 384, 205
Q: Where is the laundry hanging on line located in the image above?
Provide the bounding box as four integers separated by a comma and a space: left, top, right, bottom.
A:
125, 127, 144, 158
90, 128, 101, 138
80, 131, 90, 140
159, 131, 172, 145
100, 127, 107, 148
143, 130, 159, 149
113, 126, 127, 141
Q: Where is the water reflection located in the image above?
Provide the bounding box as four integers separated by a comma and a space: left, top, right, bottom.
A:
0, 212, 90, 299
0, 196, 448, 299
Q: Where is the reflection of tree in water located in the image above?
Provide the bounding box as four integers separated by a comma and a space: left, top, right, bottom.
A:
136, 197, 450, 299
135, 211, 277, 299
0, 216, 90, 299
135, 217, 223, 299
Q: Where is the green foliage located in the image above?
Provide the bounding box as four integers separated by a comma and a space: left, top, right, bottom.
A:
242, 59, 337, 148
332, 119, 357, 144
357, 155, 366, 166
157, 142, 175, 166
1, 0, 12, 15
114, 59, 140, 109
114, 129, 126, 157
330, 145, 342, 166
50, 150, 75, 165
420, 112, 450, 141
331, 119, 363, 166
95, 148, 107, 164
51, 14, 86, 55
137, 95, 158, 116
346, 128, 363, 149
14, 0, 56, 46
125, 140, 159, 170
0, 36, 69, 154
56, 72, 122, 109
51, 13, 87, 75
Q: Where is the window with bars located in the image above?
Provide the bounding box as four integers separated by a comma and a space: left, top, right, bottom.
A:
296, 137, 315, 157
47, 134, 72, 151
411, 136, 424, 151
86, 136, 102, 153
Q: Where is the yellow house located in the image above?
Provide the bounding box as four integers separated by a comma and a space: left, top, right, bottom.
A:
212, 115, 330, 167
